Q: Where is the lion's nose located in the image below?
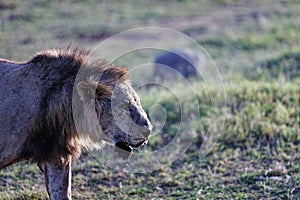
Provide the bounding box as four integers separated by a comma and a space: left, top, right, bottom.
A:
140, 118, 149, 127
142, 129, 151, 138
142, 121, 152, 138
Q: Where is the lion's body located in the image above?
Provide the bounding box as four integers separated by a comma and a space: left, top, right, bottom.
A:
0, 60, 42, 168
0, 50, 85, 168
0, 48, 152, 199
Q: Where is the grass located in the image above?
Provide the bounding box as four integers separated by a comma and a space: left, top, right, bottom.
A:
0, 0, 300, 199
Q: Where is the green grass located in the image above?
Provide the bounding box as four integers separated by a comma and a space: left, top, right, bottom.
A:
0, 0, 300, 199
1, 80, 298, 199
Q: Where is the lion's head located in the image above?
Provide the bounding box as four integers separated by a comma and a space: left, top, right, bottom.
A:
75, 66, 152, 158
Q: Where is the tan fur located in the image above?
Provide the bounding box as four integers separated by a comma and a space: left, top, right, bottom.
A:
0, 48, 152, 199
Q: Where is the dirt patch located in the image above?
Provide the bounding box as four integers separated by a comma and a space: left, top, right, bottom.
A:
8, 13, 34, 22
77, 32, 113, 42
0, 2, 16, 10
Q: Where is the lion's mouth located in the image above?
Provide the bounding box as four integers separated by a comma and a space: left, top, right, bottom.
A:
115, 139, 147, 152
114, 138, 147, 159
115, 142, 133, 152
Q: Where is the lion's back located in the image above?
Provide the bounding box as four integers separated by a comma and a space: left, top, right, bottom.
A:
0, 60, 42, 147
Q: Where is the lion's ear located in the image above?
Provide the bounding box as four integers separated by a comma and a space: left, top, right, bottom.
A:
76, 81, 112, 103
76, 82, 96, 103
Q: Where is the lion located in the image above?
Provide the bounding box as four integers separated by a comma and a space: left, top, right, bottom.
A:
0, 48, 152, 199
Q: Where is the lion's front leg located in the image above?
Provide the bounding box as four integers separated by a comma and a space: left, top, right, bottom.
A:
42, 156, 72, 200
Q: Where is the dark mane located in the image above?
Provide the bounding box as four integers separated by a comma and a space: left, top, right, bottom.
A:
22, 48, 128, 163
30, 47, 90, 65
31, 48, 95, 85
30, 48, 128, 85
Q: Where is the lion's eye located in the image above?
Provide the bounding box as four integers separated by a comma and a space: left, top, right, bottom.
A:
132, 95, 140, 104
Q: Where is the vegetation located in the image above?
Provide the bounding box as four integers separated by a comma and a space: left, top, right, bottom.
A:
0, 0, 299, 199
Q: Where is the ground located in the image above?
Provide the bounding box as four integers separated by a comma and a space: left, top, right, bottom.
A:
0, 0, 299, 199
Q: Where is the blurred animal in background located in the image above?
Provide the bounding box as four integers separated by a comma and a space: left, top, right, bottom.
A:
154, 49, 201, 80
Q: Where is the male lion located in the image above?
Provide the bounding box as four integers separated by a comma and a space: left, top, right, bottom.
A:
0, 48, 152, 199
